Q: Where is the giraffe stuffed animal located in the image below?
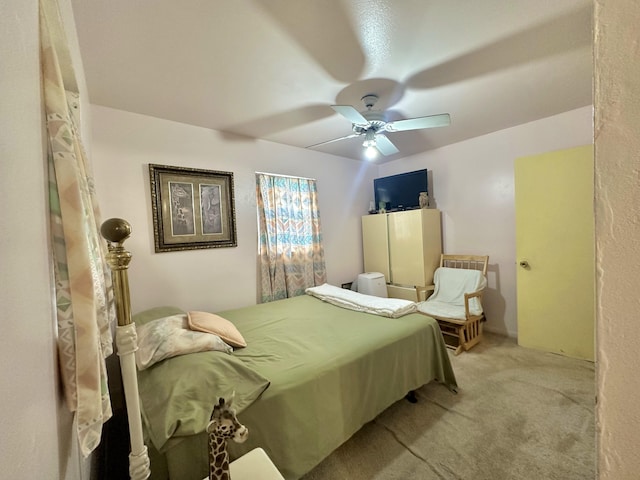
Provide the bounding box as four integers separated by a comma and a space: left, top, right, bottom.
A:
207, 395, 249, 480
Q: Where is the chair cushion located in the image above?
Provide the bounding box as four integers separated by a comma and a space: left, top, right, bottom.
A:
417, 300, 468, 320
417, 267, 487, 319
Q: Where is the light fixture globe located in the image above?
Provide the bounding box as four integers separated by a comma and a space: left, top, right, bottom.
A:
362, 129, 377, 148
364, 146, 378, 160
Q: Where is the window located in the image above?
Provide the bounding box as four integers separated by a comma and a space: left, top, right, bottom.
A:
256, 173, 327, 302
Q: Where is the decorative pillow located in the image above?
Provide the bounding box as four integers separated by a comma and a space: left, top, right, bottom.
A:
136, 314, 232, 370
187, 311, 247, 348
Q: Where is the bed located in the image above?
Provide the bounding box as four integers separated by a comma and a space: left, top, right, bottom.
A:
101, 219, 457, 480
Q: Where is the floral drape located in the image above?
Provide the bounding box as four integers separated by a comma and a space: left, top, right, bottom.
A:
41, 0, 115, 456
256, 173, 327, 302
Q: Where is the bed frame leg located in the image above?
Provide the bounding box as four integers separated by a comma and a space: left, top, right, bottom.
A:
405, 390, 418, 403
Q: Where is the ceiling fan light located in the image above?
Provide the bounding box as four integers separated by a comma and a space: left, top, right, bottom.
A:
362, 129, 376, 148
364, 146, 378, 160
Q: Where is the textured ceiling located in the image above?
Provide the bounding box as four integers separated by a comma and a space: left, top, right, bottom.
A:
70, 0, 593, 163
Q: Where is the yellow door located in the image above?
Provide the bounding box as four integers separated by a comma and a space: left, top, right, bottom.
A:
515, 145, 594, 360
388, 210, 426, 287
362, 214, 390, 281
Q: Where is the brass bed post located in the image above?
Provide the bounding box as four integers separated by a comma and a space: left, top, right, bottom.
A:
101, 218, 151, 480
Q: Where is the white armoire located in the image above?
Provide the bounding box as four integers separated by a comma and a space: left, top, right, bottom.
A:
362, 209, 442, 300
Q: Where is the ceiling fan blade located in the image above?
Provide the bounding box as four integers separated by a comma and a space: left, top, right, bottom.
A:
306, 133, 360, 149
331, 105, 369, 125
375, 134, 399, 156
385, 113, 451, 132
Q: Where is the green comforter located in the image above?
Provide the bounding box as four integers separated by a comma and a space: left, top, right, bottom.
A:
134, 294, 457, 480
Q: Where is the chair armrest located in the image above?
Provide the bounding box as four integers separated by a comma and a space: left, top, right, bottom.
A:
464, 289, 483, 300
463, 289, 484, 318
416, 285, 435, 301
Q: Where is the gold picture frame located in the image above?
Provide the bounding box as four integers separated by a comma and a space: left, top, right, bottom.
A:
149, 164, 237, 252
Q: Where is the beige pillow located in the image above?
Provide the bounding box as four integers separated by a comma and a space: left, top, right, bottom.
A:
187, 311, 247, 348
136, 314, 232, 371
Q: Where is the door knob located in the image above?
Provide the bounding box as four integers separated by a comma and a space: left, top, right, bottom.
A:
519, 260, 530, 269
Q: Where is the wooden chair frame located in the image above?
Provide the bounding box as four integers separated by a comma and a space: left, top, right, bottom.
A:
416, 254, 489, 355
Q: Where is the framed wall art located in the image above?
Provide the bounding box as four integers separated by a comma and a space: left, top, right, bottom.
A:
149, 164, 237, 252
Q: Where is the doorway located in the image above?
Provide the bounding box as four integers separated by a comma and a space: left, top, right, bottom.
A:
515, 145, 595, 360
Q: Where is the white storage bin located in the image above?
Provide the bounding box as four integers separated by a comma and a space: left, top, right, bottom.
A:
357, 272, 388, 298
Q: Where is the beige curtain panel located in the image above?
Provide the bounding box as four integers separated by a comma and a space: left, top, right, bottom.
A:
41, 0, 116, 457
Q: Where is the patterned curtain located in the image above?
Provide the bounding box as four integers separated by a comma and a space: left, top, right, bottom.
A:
41, 0, 115, 457
256, 173, 327, 302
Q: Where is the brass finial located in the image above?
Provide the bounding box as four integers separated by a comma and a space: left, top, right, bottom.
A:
101, 218, 132, 245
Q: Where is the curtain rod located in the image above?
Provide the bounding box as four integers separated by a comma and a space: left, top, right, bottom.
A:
255, 171, 316, 181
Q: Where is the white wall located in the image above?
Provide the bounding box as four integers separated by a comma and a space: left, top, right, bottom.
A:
90, 104, 592, 332
377, 106, 593, 337
0, 0, 86, 478
90, 106, 377, 314
594, 0, 640, 477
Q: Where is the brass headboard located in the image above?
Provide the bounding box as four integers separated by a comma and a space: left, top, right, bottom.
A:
101, 218, 150, 480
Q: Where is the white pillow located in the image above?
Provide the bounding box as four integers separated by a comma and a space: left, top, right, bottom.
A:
136, 314, 232, 370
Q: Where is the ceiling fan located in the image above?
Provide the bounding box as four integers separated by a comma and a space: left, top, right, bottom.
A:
307, 94, 451, 158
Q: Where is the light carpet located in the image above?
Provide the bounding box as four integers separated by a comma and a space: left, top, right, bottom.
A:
302, 333, 595, 480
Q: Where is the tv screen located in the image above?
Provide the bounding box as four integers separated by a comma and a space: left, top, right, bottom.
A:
374, 169, 428, 212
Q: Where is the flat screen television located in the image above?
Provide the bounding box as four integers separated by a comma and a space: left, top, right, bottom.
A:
374, 169, 428, 212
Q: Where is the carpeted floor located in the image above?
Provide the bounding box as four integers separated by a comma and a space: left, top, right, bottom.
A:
302, 333, 595, 480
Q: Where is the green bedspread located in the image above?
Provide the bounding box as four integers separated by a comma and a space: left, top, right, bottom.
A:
134, 295, 457, 480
